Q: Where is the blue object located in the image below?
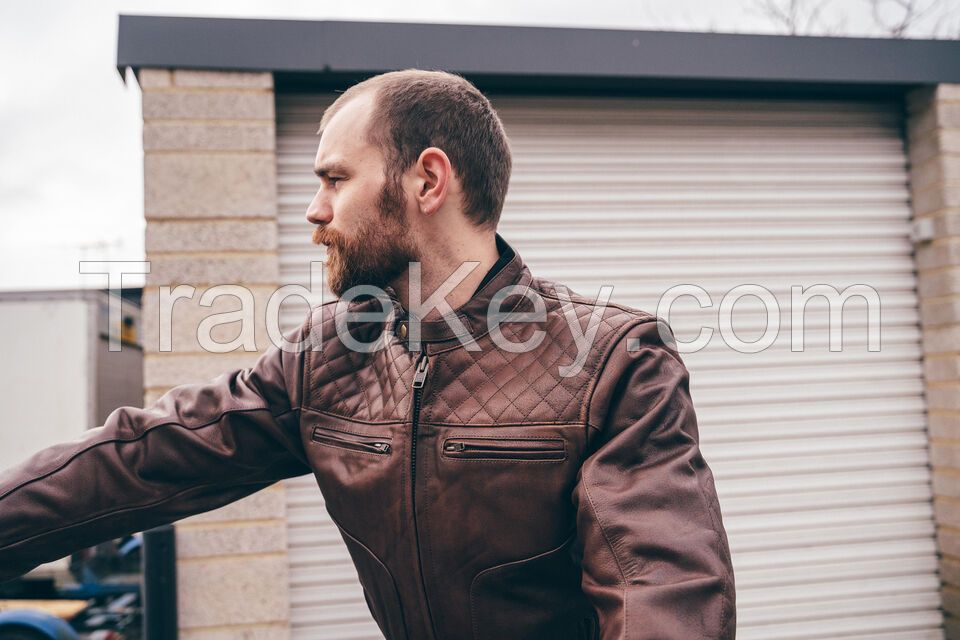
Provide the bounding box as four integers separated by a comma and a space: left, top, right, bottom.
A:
0, 608, 80, 639
58, 581, 139, 599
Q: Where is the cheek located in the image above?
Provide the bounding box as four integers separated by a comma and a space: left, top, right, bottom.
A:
336, 189, 378, 230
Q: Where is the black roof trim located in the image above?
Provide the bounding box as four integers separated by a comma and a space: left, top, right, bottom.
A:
117, 14, 960, 88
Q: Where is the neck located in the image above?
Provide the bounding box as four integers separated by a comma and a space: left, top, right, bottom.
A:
390, 231, 499, 321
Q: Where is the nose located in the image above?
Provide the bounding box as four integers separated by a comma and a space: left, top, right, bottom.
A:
305, 188, 333, 225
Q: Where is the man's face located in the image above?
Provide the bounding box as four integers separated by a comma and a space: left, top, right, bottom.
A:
306, 93, 419, 298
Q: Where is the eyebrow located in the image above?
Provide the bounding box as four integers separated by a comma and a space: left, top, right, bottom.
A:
313, 161, 350, 178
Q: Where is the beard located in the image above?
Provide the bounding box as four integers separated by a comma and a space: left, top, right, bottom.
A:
312, 177, 419, 298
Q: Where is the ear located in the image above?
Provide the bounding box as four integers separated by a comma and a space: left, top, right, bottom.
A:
413, 147, 453, 216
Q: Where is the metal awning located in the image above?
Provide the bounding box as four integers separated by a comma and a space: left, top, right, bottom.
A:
116, 14, 960, 94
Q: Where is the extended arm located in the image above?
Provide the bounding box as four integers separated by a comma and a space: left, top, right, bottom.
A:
0, 322, 314, 582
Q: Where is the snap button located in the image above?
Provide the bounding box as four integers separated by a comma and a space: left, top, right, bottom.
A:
397, 321, 408, 340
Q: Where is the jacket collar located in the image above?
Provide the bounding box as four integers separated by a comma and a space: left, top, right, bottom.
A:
381, 233, 534, 349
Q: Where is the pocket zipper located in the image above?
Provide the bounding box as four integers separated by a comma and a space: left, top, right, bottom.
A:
311, 426, 392, 455
442, 438, 565, 461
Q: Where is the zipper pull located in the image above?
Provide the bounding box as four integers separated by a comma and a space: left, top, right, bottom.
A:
444, 442, 466, 452
412, 353, 430, 389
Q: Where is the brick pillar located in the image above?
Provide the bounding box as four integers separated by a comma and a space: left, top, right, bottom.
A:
138, 68, 292, 639
908, 83, 960, 638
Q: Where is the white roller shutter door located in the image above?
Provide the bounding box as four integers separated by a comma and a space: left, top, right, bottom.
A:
276, 93, 941, 640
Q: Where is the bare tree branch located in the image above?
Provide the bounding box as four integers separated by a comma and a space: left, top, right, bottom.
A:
749, 0, 847, 35
867, 0, 948, 38
750, 0, 803, 34
753, 0, 958, 38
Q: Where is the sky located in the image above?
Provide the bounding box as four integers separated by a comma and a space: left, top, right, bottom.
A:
0, 0, 957, 291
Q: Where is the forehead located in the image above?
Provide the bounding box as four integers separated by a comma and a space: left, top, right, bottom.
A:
314, 93, 382, 170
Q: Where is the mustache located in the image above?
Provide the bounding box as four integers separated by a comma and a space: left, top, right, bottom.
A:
312, 225, 342, 248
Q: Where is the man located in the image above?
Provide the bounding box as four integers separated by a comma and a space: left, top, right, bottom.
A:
0, 69, 736, 639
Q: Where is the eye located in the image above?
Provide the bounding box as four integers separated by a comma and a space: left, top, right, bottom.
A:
327, 176, 344, 187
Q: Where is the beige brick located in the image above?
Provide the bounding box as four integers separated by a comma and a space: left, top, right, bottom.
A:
145, 254, 278, 287
946, 585, 960, 618
914, 184, 960, 216
935, 471, 960, 498
921, 297, 960, 327
177, 554, 289, 628
939, 101, 960, 128
176, 522, 286, 558
144, 153, 277, 219
933, 211, 960, 238
913, 156, 960, 193
934, 440, 960, 468
942, 556, 960, 586
939, 527, 960, 557
932, 415, 960, 440
143, 388, 164, 407
938, 497, 960, 529
946, 155, 960, 182
914, 187, 943, 218
144, 122, 275, 152
140, 284, 280, 353
917, 239, 960, 270
910, 103, 939, 140
910, 102, 960, 139
910, 156, 940, 192
138, 68, 172, 89
179, 624, 289, 640
144, 352, 262, 387
939, 84, 960, 103
923, 324, 960, 354
182, 485, 287, 524
909, 129, 943, 168
911, 128, 960, 173
931, 414, 960, 439
143, 91, 274, 120
146, 220, 278, 252
928, 385, 960, 412
174, 70, 273, 89
919, 267, 960, 298
925, 355, 960, 382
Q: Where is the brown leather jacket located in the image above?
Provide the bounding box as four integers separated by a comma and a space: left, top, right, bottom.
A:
0, 235, 736, 639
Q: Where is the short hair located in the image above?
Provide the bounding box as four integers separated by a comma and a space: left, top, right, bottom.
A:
318, 69, 512, 230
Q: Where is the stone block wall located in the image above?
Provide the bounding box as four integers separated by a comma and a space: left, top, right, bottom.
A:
908, 83, 960, 638
138, 68, 291, 639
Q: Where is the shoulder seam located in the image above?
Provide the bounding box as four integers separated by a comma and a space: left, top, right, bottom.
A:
531, 281, 655, 318
581, 316, 661, 430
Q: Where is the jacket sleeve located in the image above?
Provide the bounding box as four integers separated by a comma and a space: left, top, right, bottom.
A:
572, 316, 736, 640
0, 320, 315, 583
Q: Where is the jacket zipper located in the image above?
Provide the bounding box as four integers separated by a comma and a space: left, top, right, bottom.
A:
409, 349, 437, 638
442, 438, 565, 461
411, 352, 430, 479
311, 426, 391, 455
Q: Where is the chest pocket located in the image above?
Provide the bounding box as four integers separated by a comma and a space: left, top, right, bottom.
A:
441, 436, 566, 461
311, 425, 392, 456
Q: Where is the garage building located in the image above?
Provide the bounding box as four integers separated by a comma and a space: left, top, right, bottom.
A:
118, 15, 960, 639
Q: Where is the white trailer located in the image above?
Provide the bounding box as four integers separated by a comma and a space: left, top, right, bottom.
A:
0, 288, 143, 578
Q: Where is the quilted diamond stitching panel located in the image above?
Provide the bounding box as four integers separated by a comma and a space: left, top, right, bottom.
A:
304, 280, 649, 426
307, 302, 418, 422
423, 284, 643, 425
